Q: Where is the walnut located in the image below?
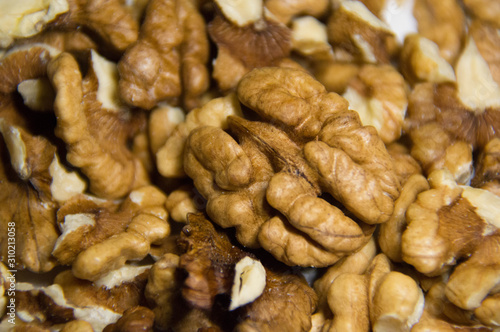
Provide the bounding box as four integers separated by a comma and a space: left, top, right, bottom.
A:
52, 185, 169, 281
313, 60, 361, 95
177, 213, 318, 331
184, 67, 400, 266
48, 51, 149, 199
0, 0, 69, 48
472, 138, 500, 194
0, 117, 88, 272
469, 20, 500, 85
402, 169, 500, 277
103, 306, 155, 332
208, 1, 293, 91
327, 1, 397, 64
463, 0, 500, 29
321, 254, 424, 332
291, 16, 334, 61
405, 35, 500, 184
165, 185, 204, 223
156, 93, 242, 178
264, 0, 329, 25
341, 64, 408, 144
118, 0, 209, 110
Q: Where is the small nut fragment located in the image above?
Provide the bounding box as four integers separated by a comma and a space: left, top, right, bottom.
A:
229, 256, 266, 311
291, 16, 333, 60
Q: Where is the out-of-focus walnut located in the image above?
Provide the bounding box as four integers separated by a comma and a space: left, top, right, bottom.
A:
400, 34, 456, 85
321, 254, 424, 332
0, 118, 87, 272
341, 64, 408, 144
0, 0, 69, 48
264, 0, 329, 25
49, 0, 139, 53
402, 169, 500, 277
469, 20, 500, 85
291, 16, 333, 61
313, 60, 361, 95
177, 213, 318, 332
208, 0, 293, 91
103, 306, 155, 332
405, 35, 500, 184
118, 0, 209, 110
48, 51, 149, 199
463, 0, 500, 29
165, 185, 204, 223
472, 138, 500, 195
156, 93, 242, 178
327, 1, 397, 64
52, 185, 169, 281
184, 67, 400, 266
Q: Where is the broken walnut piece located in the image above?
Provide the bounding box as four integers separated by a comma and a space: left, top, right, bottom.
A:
48, 51, 149, 199
165, 185, 203, 223
469, 20, 500, 86
53, 185, 169, 281
327, 1, 397, 64
118, 0, 209, 110
402, 169, 500, 276
103, 306, 155, 332
265, 0, 329, 25
342, 63, 408, 144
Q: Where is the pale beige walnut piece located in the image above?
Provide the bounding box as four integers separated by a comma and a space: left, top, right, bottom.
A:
405, 35, 500, 184
342, 64, 408, 144
165, 185, 203, 223
118, 0, 209, 110
48, 51, 150, 199
184, 67, 400, 267
472, 138, 500, 195
0, 0, 69, 48
469, 20, 500, 85
156, 93, 242, 178
402, 169, 500, 278
291, 16, 334, 61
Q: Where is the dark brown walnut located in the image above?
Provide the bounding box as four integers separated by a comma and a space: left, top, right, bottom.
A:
183, 67, 400, 267
118, 0, 209, 110
178, 213, 249, 310
103, 306, 155, 332
48, 51, 150, 199
49, 0, 139, 53
177, 213, 317, 331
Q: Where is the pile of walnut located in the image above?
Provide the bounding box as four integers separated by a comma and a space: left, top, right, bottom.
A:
1, 0, 500, 331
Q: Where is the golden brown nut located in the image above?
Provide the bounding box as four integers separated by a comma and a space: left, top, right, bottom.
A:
402, 169, 500, 277
165, 185, 203, 223
313, 60, 361, 95
118, 0, 209, 110
341, 64, 408, 144
463, 0, 500, 29
103, 306, 155, 332
52, 185, 169, 281
50, 0, 139, 53
184, 67, 400, 266
156, 93, 242, 178
265, 0, 329, 25
48, 51, 149, 199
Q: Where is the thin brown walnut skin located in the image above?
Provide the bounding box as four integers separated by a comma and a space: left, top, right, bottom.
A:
178, 213, 248, 310
208, 11, 292, 69
0, 45, 54, 95
0, 126, 59, 272
49, 0, 139, 53
48, 52, 149, 199
118, 0, 209, 110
